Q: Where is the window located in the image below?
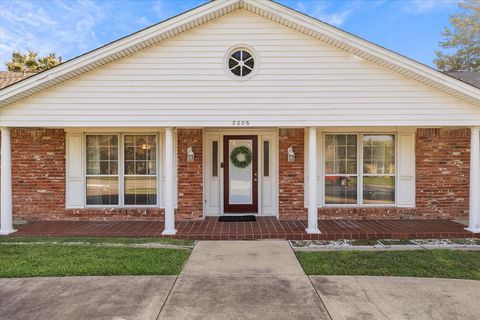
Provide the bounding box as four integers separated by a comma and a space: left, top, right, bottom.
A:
85, 134, 158, 207
363, 135, 395, 204
225, 46, 258, 79
324, 135, 358, 204
324, 133, 396, 206
263, 140, 270, 177
228, 50, 254, 77
212, 141, 218, 177
86, 135, 119, 205
124, 135, 157, 205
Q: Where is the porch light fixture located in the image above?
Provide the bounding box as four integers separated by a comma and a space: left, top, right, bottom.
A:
187, 146, 195, 162
288, 146, 295, 162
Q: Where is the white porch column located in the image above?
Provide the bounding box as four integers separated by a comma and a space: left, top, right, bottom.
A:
467, 127, 480, 233
162, 128, 177, 235
306, 127, 320, 234
1, 127, 15, 235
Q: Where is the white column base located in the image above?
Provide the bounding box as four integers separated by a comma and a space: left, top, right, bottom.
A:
161, 229, 177, 236
305, 228, 321, 234
0, 229, 16, 236
465, 227, 480, 234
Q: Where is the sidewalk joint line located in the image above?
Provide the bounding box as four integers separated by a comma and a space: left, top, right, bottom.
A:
307, 275, 334, 320
155, 274, 179, 320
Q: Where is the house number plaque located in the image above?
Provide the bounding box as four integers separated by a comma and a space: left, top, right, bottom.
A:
232, 120, 250, 126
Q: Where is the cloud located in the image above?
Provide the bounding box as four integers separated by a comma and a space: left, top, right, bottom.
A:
294, 1, 356, 26
401, 0, 460, 14
0, 0, 108, 69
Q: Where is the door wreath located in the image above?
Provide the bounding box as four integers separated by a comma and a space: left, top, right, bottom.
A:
230, 146, 252, 168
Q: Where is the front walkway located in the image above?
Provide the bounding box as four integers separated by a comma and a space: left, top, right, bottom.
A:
11, 218, 478, 240
159, 241, 330, 319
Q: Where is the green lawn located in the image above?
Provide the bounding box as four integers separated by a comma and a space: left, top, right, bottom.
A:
0, 236, 194, 246
0, 238, 192, 278
297, 250, 480, 280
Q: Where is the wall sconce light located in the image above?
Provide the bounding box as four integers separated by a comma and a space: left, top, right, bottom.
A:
287, 146, 295, 162
187, 146, 195, 162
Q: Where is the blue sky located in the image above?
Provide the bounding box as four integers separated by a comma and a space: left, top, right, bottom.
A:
0, 0, 461, 70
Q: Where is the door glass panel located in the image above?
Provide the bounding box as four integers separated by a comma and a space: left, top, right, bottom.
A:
229, 139, 253, 204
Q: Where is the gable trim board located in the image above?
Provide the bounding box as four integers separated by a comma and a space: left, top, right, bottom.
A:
0, 0, 479, 113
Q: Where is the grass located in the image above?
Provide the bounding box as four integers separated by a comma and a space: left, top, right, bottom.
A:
0, 237, 194, 246
0, 238, 193, 278
297, 250, 480, 280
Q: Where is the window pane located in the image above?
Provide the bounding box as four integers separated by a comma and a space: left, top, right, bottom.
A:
212, 141, 218, 177
363, 176, 395, 204
325, 134, 357, 175
86, 135, 118, 175
263, 140, 270, 177
363, 135, 395, 174
124, 135, 157, 175
124, 177, 157, 205
325, 176, 357, 204
86, 177, 119, 205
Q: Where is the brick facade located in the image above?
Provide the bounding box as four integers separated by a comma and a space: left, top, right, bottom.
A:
278, 128, 305, 218
177, 129, 203, 219
10, 128, 66, 221
1, 127, 472, 222
415, 128, 470, 218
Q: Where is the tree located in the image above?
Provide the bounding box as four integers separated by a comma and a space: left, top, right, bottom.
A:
5, 50, 62, 72
434, 0, 480, 72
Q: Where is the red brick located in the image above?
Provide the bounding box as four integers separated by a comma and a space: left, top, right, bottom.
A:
177, 129, 203, 220
278, 128, 305, 219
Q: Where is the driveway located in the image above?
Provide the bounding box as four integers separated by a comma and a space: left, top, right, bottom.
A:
1, 241, 480, 320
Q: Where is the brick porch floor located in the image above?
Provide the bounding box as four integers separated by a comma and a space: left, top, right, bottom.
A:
9, 218, 479, 240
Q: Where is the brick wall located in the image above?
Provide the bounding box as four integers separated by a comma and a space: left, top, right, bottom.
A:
278, 128, 305, 218
177, 129, 203, 219
10, 128, 66, 221
415, 128, 470, 218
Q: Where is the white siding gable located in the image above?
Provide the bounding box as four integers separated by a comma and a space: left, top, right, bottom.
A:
1, 10, 479, 127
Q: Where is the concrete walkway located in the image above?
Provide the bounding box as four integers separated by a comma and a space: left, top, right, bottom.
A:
158, 241, 330, 319
0, 276, 175, 320
1, 241, 480, 319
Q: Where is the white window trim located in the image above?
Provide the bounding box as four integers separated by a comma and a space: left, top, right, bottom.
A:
83, 132, 161, 209
322, 132, 398, 208
224, 44, 260, 81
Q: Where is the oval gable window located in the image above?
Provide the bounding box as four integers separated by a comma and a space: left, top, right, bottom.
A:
225, 46, 258, 79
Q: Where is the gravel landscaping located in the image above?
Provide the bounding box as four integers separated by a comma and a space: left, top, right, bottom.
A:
291, 238, 480, 251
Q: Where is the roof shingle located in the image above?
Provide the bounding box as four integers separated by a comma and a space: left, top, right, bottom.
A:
446, 71, 480, 89
0, 71, 36, 89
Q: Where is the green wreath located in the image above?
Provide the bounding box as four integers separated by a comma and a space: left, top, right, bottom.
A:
230, 146, 252, 169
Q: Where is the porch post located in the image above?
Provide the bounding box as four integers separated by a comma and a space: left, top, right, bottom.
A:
1, 127, 15, 235
162, 127, 177, 235
467, 127, 480, 233
306, 127, 320, 234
